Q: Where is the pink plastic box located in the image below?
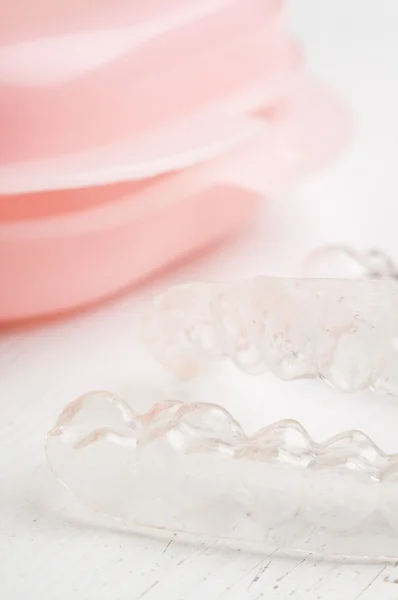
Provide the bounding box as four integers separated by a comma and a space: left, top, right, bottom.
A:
0, 1, 351, 321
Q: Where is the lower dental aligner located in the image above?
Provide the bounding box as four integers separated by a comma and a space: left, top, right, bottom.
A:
141, 277, 398, 394
47, 391, 398, 560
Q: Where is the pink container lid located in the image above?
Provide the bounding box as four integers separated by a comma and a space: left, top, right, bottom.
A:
0, 95, 272, 196
0, 0, 291, 166
1, 0, 281, 45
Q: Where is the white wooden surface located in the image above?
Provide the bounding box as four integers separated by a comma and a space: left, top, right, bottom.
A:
2, 1, 398, 597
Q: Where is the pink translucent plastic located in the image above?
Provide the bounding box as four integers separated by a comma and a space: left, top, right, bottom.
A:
0, 76, 350, 322
0, 0, 289, 164
0, 182, 261, 322
0, 0, 351, 321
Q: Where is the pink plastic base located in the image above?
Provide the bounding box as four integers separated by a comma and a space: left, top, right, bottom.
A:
0, 183, 261, 322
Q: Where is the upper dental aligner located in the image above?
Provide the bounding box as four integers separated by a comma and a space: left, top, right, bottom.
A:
141, 277, 398, 394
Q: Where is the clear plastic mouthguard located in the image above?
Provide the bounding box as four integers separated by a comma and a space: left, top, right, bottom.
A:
47, 390, 398, 560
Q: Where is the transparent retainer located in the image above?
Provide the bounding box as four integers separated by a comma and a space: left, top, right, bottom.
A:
47, 390, 398, 561
46, 248, 398, 561
140, 248, 398, 395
